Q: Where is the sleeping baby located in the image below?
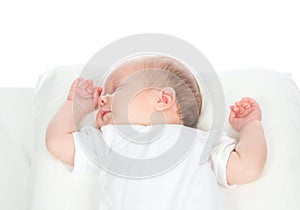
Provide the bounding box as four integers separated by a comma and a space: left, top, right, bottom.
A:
45, 55, 267, 210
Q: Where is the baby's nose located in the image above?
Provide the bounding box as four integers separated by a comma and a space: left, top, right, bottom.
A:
98, 95, 109, 106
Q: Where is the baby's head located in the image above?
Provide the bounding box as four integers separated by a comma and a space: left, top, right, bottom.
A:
96, 55, 202, 128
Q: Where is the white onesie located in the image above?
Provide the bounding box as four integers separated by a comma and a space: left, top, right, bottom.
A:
71, 124, 237, 210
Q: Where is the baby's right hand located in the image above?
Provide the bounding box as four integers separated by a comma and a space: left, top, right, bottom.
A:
67, 77, 102, 114
229, 97, 262, 131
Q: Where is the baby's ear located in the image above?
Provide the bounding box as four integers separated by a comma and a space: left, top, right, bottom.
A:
154, 87, 176, 111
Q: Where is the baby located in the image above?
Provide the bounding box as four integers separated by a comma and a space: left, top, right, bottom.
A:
46, 55, 267, 210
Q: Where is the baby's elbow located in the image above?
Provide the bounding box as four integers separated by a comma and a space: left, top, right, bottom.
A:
243, 166, 264, 184
244, 153, 267, 183
227, 166, 264, 186
45, 136, 57, 156
227, 152, 266, 185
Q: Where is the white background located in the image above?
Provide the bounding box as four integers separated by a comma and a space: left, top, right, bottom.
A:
0, 0, 299, 88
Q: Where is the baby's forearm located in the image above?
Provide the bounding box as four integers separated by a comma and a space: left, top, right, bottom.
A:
235, 120, 267, 175
46, 100, 85, 140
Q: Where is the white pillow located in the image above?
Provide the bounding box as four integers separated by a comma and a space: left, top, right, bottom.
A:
28, 65, 101, 210
218, 69, 300, 210
28, 66, 300, 210
0, 88, 34, 210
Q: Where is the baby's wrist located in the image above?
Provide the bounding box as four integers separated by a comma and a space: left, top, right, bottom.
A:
66, 100, 87, 115
240, 120, 262, 131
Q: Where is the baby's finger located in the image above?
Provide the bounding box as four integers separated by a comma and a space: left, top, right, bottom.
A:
242, 97, 258, 104
67, 77, 84, 100
240, 101, 251, 109
90, 83, 97, 94
239, 107, 245, 113
242, 97, 253, 101
247, 101, 260, 109
75, 88, 94, 99
234, 106, 241, 112
230, 105, 235, 111
230, 105, 239, 113
93, 90, 99, 106
71, 77, 84, 88
79, 80, 89, 89
237, 107, 256, 117
97, 86, 103, 94
87, 82, 96, 93
235, 101, 242, 107
86, 79, 94, 87
229, 110, 237, 119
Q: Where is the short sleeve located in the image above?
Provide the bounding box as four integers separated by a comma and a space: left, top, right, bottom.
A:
208, 133, 237, 188
71, 126, 101, 174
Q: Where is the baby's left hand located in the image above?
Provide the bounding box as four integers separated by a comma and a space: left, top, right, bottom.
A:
229, 97, 262, 131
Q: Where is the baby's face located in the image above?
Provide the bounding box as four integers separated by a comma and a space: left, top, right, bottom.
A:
96, 60, 157, 127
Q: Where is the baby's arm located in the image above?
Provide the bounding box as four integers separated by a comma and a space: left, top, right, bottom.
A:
45, 78, 101, 166
226, 97, 267, 185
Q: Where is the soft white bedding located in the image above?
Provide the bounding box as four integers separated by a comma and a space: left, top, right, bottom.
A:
0, 88, 34, 210
1, 66, 300, 210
